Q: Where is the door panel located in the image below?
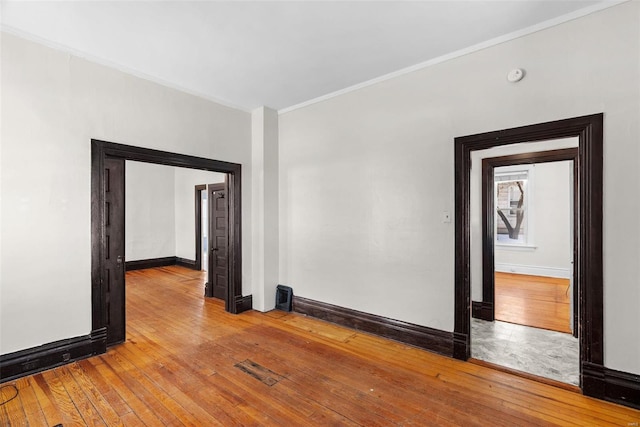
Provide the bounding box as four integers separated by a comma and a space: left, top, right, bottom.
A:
104, 157, 125, 346
207, 183, 229, 300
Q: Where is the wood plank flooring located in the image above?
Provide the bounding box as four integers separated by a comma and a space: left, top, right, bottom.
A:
495, 272, 572, 333
2, 266, 638, 426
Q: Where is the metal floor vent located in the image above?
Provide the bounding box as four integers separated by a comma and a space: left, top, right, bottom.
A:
234, 359, 284, 386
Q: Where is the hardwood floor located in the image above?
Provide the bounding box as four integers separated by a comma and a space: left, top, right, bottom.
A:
495, 272, 572, 333
2, 266, 638, 426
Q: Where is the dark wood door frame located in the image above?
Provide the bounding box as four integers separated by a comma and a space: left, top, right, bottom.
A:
195, 182, 226, 274
196, 183, 229, 296
206, 182, 228, 299
91, 140, 246, 347
194, 184, 207, 271
476, 148, 579, 338
454, 114, 603, 396
103, 157, 126, 346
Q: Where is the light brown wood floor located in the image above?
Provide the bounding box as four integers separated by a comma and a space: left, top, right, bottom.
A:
495, 272, 572, 334
2, 266, 638, 426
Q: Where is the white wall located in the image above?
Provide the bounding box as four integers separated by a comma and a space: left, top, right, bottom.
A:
495, 161, 572, 277
174, 168, 225, 261
125, 161, 176, 261
125, 163, 225, 262
279, 2, 639, 374
251, 107, 279, 311
0, 33, 252, 354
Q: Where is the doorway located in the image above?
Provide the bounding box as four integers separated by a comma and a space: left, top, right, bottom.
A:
207, 183, 229, 300
472, 148, 579, 385
91, 140, 246, 347
195, 184, 207, 272
196, 183, 230, 299
453, 114, 604, 397
477, 148, 579, 332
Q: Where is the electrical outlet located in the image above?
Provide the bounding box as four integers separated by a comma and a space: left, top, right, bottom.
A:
62, 352, 71, 362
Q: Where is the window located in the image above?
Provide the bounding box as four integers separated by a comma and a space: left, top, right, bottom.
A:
495, 167, 533, 246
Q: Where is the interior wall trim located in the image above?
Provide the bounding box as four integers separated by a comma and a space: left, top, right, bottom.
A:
194, 184, 207, 271
235, 295, 253, 313
583, 362, 640, 410
292, 296, 454, 357
494, 264, 571, 279
277, 2, 620, 115
454, 114, 604, 399
92, 139, 245, 348
124, 256, 199, 271
176, 257, 198, 270
0, 328, 107, 383
480, 148, 579, 329
471, 301, 494, 321
125, 256, 177, 271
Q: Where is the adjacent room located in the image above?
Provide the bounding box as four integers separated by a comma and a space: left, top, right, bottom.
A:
1, 1, 639, 424
469, 138, 580, 386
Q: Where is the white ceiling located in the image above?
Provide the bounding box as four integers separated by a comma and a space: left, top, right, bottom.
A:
1, 1, 613, 112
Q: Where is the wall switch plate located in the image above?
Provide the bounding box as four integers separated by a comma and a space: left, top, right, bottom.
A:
443, 211, 451, 223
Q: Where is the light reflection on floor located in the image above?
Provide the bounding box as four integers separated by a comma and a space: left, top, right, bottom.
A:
471, 318, 579, 385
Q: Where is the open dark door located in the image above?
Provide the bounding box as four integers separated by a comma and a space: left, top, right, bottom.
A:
103, 157, 125, 346
206, 182, 229, 300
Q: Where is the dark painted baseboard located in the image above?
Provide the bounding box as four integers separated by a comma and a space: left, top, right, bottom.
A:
125, 256, 198, 271
236, 295, 253, 313
292, 296, 640, 410
176, 257, 198, 270
292, 296, 453, 357
0, 328, 106, 383
125, 256, 177, 271
583, 362, 640, 409
453, 331, 470, 361
582, 361, 606, 400
471, 301, 494, 321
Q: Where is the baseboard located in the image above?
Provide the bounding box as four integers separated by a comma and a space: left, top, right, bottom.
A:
125, 256, 177, 271
125, 256, 198, 271
472, 301, 494, 321
0, 328, 107, 383
495, 263, 571, 279
583, 362, 640, 409
235, 295, 253, 314
453, 332, 470, 361
292, 296, 453, 357
176, 257, 198, 270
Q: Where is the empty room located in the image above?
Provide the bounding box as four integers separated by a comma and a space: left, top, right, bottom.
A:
1, 1, 639, 425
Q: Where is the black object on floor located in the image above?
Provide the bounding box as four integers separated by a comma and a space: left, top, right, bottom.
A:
275, 285, 293, 312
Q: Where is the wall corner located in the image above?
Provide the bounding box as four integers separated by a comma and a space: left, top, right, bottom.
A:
250, 106, 279, 312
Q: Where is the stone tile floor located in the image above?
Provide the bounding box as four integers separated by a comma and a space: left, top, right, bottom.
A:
471, 318, 579, 385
